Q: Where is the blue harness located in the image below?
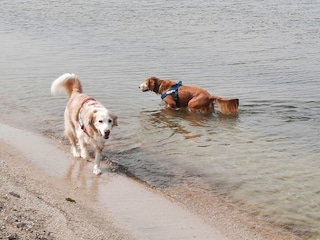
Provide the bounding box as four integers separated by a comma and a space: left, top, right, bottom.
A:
161, 81, 182, 107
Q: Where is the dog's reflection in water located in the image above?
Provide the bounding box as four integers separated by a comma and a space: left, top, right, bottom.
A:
142, 108, 210, 139
142, 108, 238, 140
64, 157, 99, 198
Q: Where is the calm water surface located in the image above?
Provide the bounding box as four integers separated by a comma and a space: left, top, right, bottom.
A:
1, 0, 320, 238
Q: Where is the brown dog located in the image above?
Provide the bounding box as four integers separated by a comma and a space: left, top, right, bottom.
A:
139, 77, 239, 114
51, 73, 118, 175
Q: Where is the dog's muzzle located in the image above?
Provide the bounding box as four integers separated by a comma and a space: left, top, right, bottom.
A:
104, 130, 110, 139
139, 83, 149, 92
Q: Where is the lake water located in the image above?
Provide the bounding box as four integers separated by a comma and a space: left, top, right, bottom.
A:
1, 0, 320, 238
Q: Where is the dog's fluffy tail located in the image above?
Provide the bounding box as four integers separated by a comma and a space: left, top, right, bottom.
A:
51, 73, 83, 98
210, 95, 239, 114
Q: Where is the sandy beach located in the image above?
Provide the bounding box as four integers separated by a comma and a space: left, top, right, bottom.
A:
0, 122, 302, 240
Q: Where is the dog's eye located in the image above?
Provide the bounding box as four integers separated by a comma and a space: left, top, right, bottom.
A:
108, 119, 112, 123
99, 120, 103, 123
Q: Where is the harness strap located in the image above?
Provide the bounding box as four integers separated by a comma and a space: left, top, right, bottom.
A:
78, 97, 95, 136
161, 81, 182, 107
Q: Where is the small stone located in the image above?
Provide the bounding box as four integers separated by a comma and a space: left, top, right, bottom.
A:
16, 222, 26, 228
9, 192, 21, 198
7, 234, 18, 240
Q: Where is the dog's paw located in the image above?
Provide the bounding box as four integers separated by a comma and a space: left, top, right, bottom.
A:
93, 165, 102, 175
80, 149, 89, 159
71, 147, 81, 158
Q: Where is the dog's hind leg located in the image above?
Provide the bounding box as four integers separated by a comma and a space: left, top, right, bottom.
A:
188, 97, 214, 113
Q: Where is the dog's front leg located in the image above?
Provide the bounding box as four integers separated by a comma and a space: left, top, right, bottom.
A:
93, 147, 103, 175
163, 97, 177, 109
65, 130, 81, 157
78, 137, 89, 160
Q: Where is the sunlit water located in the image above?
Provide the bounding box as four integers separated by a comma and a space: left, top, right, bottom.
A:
1, 0, 320, 238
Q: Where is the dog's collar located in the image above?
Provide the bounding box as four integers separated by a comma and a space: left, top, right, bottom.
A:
80, 97, 95, 108
78, 97, 95, 136
161, 81, 182, 107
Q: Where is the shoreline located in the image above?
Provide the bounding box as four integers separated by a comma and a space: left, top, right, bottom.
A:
0, 122, 302, 240
0, 139, 136, 240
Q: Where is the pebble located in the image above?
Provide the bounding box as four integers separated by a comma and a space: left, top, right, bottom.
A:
9, 192, 21, 198
16, 222, 26, 228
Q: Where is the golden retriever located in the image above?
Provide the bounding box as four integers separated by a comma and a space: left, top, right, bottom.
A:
139, 76, 239, 114
51, 73, 118, 175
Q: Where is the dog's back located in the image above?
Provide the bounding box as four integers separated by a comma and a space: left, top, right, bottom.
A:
51, 73, 83, 98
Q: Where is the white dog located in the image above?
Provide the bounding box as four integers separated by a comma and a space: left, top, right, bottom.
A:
51, 73, 118, 175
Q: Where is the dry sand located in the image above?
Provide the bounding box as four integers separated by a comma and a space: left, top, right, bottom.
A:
0, 122, 302, 240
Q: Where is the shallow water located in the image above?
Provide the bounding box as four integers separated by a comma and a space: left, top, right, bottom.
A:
1, 0, 320, 238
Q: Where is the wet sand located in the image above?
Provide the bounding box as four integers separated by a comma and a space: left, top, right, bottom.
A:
0, 122, 301, 240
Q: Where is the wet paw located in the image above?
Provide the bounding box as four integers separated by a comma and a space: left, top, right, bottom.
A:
93, 165, 102, 175
71, 147, 80, 158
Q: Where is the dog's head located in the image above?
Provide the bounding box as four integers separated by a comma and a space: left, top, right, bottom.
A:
90, 109, 118, 139
139, 77, 161, 93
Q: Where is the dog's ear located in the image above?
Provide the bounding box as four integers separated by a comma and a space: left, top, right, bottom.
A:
111, 113, 118, 127
147, 77, 156, 91
89, 110, 97, 125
